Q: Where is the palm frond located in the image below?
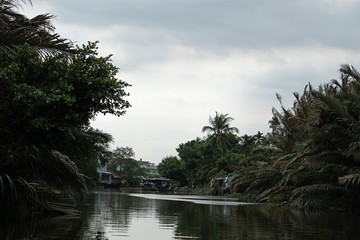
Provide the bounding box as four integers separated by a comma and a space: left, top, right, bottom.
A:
346, 141, 360, 161
0, 0, 75, 57
231, 166, 282, 195
244, 169, 282, 194
313, 93, 352, 121
37, 150, 88, 200
339, 64, 360, 82
255, 185, 293, 203
0, 174, 38, 216
283, 167, 337, 187
339, 173, 360, 188
319, 164, 348, 176
10, 146, 88, 200
289, 184, 357, 210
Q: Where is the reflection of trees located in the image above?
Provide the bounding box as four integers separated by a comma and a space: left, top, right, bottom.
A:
4, 192, 358, 239
81, 191, 172, 238
153, 199, 241, 239
81, 191, 133, 238
212, 205, 360, 240
156, 200, 360, 240
78, 193, 360, 240
0, 213, 84, 240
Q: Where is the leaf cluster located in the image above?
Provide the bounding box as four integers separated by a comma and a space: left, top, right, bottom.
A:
231, 64, 360, 210
0, 42, 130, 216
0, 0, 75, 57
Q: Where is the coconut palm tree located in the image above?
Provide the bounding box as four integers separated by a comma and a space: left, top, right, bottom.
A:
0, 0, 75, 56
202, 112, 239, 150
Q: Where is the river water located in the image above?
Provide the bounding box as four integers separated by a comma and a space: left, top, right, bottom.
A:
3, 190, 360, 239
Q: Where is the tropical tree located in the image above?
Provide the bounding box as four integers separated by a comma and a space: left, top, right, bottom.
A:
107, 147, 148, 186
158, 156, 187, 186
62, 127, 114, 185
0, 42, 131, 218
231, 65, 360, 210
166, 114, 243, 188
108, 159, 146, 187
0, 0, 75, 56
238, 131, 265, 155
176, 138, 212, 185
113, 146, 135, 159
202, 112, 239, 150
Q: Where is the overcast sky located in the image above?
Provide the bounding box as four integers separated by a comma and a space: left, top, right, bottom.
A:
22, 0, 360, 164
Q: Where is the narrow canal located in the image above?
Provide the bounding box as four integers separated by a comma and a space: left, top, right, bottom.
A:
4, 190, 360, 239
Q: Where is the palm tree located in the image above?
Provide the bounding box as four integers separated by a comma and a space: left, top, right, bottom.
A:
0, 1, 111, 217
202, 112, 239, 150
0, 0, 75, 56
231, 65, 360, 209
0, 1, 78, 218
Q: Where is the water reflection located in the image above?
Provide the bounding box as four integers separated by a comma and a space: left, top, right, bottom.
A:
2, 190, 360, 239
0, 213, 84, 240
80, 191, 359, 240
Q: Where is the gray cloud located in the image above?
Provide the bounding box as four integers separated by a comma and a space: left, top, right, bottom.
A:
20, 0, 360, 163
44, 0, 360, 50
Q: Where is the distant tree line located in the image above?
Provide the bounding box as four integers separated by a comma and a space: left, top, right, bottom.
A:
106, 146, 155, 187
158, 112, 265, 187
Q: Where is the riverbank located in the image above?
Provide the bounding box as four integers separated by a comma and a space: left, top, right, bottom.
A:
100, 185, 360, 211
115, 185, 255, 203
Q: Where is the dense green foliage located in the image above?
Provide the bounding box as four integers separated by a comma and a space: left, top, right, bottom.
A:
160, 66, 360, 210
231, 64, 360, 210
0, 1, 132, 219
112, 146, 135, 159
158, 113, 263, 188
0, 42, 131, 216
157, 156, 187, 186
107, 147, 146, 186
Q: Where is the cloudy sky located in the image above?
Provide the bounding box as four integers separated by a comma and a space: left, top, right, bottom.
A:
22, 0, 360, 164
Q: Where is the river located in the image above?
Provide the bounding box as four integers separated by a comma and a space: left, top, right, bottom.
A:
2, 190, 360, 239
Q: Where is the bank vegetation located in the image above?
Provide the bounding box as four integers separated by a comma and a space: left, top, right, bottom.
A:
0, 0, 131, 221
159, 65, 360, 211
